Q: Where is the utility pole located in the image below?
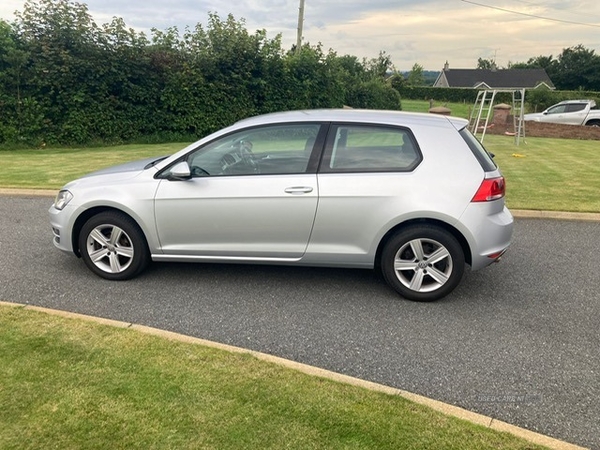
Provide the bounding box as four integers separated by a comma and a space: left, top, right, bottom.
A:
296, 0, 305, 53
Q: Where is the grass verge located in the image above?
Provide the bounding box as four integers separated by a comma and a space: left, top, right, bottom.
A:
0, 304, 548, 450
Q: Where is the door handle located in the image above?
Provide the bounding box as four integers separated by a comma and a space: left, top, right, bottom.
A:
284, 186, 313, 195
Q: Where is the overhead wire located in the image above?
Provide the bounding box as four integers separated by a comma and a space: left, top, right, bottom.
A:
508, 0, 600, 21
460, 0, 600, 28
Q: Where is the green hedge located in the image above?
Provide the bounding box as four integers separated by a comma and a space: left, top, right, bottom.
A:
0, 1, 400, 147
397, 86, 480, 103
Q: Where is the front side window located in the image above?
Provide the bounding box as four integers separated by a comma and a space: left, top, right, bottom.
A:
181, 124, 322, 177
320, 124, 421, 172
547, 104, 567, 114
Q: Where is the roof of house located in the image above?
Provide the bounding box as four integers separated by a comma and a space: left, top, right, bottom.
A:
434, 68, 555, 89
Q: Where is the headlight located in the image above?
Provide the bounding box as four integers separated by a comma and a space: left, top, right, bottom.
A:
54, 190, 73, 211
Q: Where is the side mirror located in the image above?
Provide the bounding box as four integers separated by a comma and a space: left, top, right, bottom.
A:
168, 161, 192, 180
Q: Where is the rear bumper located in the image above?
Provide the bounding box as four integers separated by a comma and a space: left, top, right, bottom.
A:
459, 203, 514, 271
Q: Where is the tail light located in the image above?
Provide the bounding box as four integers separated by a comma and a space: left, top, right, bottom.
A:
472, 176, 505, 202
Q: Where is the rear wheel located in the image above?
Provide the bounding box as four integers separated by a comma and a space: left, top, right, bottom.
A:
381, 225, 465, 302
79, 211, 150, 280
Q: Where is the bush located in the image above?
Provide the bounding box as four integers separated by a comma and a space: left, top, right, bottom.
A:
346, 80, 402, 110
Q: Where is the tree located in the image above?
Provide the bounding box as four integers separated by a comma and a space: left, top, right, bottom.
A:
551, 44, 600, 91
365, 51, 393, 80
526, 55, 555, 70
476, 57, 495, 70
406, 63, 425, 86
387, 71, 406, 91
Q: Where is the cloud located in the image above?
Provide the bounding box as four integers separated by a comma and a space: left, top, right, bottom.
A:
1, 0, 600, 70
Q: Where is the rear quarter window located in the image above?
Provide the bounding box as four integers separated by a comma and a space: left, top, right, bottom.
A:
320, 124, 422, 172
459, 128, 497, 172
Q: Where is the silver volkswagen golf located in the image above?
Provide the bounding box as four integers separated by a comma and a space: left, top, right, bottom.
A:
49, 109, 513, 302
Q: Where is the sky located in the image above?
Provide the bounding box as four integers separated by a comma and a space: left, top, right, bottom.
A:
2, 0, 600, 71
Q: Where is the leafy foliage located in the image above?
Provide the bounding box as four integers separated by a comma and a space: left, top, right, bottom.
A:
549, 45, 600, 91
481, 45, 600, 92
476, 58, 495, 70
0, 0, 400, 146
406, 63, 425, 86
397, 86, 480, 103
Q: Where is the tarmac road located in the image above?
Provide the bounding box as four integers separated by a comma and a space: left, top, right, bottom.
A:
1, 195, 599, 449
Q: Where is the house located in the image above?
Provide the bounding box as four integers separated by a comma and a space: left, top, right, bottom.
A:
433, 62, 555, 90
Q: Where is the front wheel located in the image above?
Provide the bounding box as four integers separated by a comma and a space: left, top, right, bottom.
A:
79, 211, 150, 280
381, 225, 465, 302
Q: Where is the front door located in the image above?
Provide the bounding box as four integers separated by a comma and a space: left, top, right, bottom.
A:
154, 123, 324, 259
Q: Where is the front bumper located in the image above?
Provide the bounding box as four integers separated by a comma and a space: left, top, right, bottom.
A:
49, 203, 76, 254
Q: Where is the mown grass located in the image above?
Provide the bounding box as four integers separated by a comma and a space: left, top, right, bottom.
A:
402, 99, 473, 119
483, 134, 600, 212
0, 143, 185, 189
2, 133, 599, 212
0, 304, 548, 450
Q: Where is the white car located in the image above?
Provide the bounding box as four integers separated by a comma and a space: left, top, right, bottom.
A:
49, 109, 513, 302
524, 100, 600, 126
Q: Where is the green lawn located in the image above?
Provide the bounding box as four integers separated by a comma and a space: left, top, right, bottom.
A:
0, 143, 185, 189
0, 304, 548, 450
402, 99, 473, 119
2, 134, 599, 212
483, 135, 600, 212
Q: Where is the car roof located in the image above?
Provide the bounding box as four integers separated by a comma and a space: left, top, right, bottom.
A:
556, 99, 593, 104
233, 109, 468, 131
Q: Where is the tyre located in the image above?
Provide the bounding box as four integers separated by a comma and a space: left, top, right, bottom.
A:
78, 211, 150, 280
381, 225, 465, 302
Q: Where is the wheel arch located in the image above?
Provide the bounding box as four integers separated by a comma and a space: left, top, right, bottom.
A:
375, 218, 472, 270
71, 206, 148, 257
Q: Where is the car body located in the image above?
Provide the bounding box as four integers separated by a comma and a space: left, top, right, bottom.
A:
524, 99, 600, 126
49, 109, 513, 301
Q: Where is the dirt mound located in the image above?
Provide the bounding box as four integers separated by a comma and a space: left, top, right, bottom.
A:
485, 119, 600, 140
